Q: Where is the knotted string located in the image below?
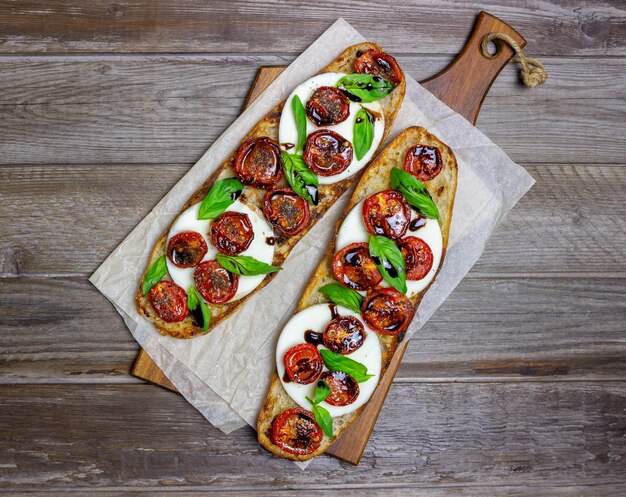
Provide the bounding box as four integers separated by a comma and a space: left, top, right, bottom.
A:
481, 32, 547, 88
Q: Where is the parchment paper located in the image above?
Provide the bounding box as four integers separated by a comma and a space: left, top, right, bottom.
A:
91, 18, 535, 457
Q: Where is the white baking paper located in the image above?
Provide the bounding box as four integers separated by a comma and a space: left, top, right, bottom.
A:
90, 18, 534, 459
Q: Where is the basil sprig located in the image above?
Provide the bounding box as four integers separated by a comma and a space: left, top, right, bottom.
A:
319, 349, 374, 383
353, 107, 375, 160
319, 283, 364, 314
292, 95, 307, 153
198, 177, 244, 220
390, 168, 439, 220
369, 235, 407, 294
141, 255, 167, 295
187, 285, 210, 332
216, 254, 282, 276
306, 381, 333, 438
281, 151, 319, 205
336, 74, 394, 103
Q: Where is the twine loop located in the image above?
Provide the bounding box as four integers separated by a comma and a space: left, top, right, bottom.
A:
481, 32, 547, 88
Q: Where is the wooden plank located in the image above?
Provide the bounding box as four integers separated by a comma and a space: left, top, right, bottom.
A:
0, 383, 623, 489
1, 276, 624, 383
0, 1, 624, 56
0, 56, 623, 105
0, 94, 623, 165
1, 165, 624, 277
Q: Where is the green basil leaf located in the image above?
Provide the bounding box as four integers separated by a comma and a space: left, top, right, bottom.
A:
319, 349, 374, 383
353, 107, 375, 160
281, 151, 319, 205
141, 255, 167, 295
369, 235, 407, 294
318, 283, 364, 314
389, 167, 440, 220
336, 74, 394, 103
187, 286, 210, 332
312, 379, 331, 405
198, 177, 244, 220
216, 254, 282, 276
292, 95, 307, 153
306, 397, 333, 438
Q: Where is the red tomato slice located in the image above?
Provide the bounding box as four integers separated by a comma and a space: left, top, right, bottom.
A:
233, 137, 283, 188
362, 190, 411, 239
361, 287, 413, 335
332, 242, 382, 291
210, 211, 254, 255
354, 49, 402, 85
398, 236, 434, 280
323, 315, 365, 355
148, 280, 188, 323
303, 129, 353, 176
271, 408, 323, 455
320, 370, 360, 406
193, 260, 238, 304
283, 343, 323, 385
167, 231, 208, 268
306, 86, 350, 126
403, 145, 443, 181
263, 186, 311, 237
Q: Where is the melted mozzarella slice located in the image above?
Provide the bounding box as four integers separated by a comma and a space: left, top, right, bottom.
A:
165, 199, 275, 302
276, 304, 381, 418
279, 72, 385, 185
336, 200, 443, 297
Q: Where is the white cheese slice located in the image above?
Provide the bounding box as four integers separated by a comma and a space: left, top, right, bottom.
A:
278, 72, 385, 185
165, 199, 275, 302
276, 304, 382, 418
335, 200, 443, 297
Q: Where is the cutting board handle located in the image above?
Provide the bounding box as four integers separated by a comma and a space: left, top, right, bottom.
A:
422, 11, 526, 125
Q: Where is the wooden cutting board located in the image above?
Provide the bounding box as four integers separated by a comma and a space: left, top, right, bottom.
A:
132, 11, 525, 465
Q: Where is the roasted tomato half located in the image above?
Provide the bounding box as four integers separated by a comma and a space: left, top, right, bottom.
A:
306, 86, 350, 126
233, 137, 283, 188
323, 315, 365, 355
332, 242, 382, 291
403, 145, 443, 181
398, 236, 434, 280
354, 49, 403, 85
362, 190, 411, 239
263, 186, 311, 237
193, 260, 239, 304
283, 343, 323, 385
303, 130, 353, 176
320, 371, 360, 406
210, 211, 254, 255
361, 287, 413, 335
148, 280, 188, 323
167, 231, 208, 268
272, 408, 323, 455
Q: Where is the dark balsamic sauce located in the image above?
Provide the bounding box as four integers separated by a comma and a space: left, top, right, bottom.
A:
371, 255, 399, 278
281, 142, 295, 150
282, 371, 292, 383
304, 330, 323, 346
306, 184, 319, 205
266, 236, 276, 246
329, 304, 339, 320
230, 189, 242, 201
409, 216, 427, 231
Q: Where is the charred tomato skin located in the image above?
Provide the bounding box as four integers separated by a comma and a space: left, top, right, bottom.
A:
398, 236, 434, 280
271, 408, 323, 455
305, 86, 350, 126
362, 190, 411, 240
332, 242, 383, 291
263, 186, 311, 237
148, 280, 189, 323
354, 49, 403, 85
403, 145, 443, 181
167, 231, 208, 268
283, 343, 323, 385
210, 211, 254, 255
320, 370, 360, 406
361, 287, 413, 335
303, 129, 353, 176
193, 260, 239, 304
233, 137, 283, 188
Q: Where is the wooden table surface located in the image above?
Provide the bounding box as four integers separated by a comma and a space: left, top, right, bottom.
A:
1, 1, 624, 495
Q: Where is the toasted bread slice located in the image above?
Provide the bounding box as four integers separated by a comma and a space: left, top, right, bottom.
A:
257, 126, 458, 461
136, 43, 406, 339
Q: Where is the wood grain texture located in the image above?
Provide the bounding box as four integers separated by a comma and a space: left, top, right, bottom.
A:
1, 0, 625, 492
0, 383, 624, 490
2, 165, 624, 277
2, 276, 624, 383
0, 1, 624, 56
